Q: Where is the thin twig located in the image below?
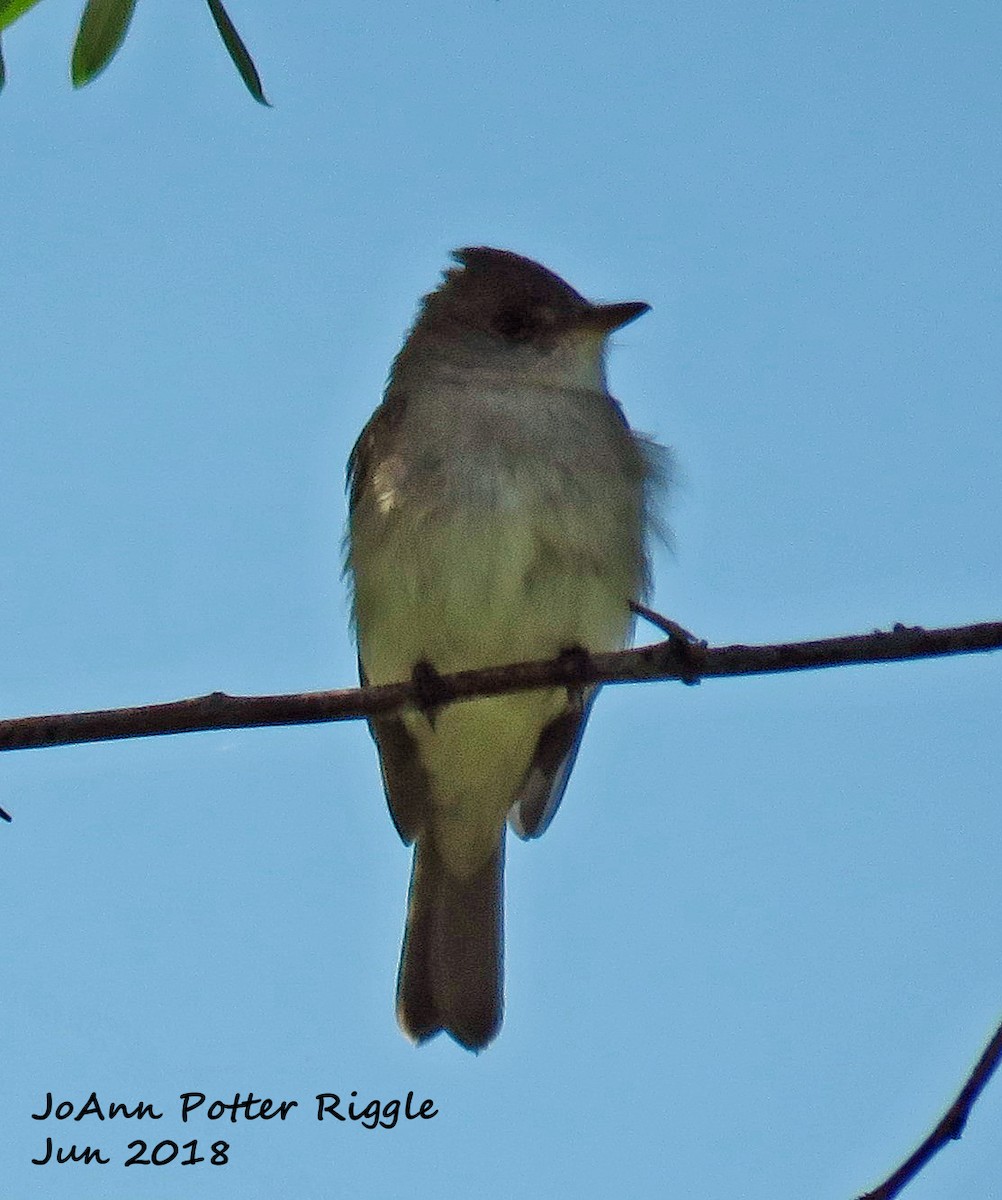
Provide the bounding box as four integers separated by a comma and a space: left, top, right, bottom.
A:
856, 1017, 1002, 1200
0, 620, 997, 756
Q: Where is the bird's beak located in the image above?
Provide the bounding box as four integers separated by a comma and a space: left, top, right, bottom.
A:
577, 301, 651, 334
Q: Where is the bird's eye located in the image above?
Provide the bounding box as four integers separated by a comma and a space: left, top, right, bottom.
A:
493, 305, 537, 343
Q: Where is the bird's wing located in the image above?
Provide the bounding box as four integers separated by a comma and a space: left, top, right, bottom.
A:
359, 658, 428, 845
508, 685, 599, 840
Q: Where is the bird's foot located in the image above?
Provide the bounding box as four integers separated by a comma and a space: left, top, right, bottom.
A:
411, 659, 453, 727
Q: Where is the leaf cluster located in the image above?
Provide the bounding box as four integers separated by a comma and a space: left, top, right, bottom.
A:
0, 0, 267, 102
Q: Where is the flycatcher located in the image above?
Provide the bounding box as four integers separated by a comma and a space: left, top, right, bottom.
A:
346, 247, 667, 1050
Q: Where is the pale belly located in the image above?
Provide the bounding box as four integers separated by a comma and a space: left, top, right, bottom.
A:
353, 494, 638, 874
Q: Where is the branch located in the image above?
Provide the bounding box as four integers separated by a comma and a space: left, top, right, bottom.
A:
0, 620, 998, 756
856, 1016, 1002, 1200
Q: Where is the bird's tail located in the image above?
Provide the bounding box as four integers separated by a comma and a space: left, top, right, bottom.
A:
396, 831, 504, 1051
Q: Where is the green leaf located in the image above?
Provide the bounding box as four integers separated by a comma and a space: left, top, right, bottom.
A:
71, 0, 138, 88
0, 34, 5, 92
205, 0, 269, 106
0, 0, 47, 34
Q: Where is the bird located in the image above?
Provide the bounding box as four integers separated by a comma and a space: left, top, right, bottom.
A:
345, 247, 668, 1050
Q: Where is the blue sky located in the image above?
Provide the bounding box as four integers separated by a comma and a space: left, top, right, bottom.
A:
2, 2, 1000, 1197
